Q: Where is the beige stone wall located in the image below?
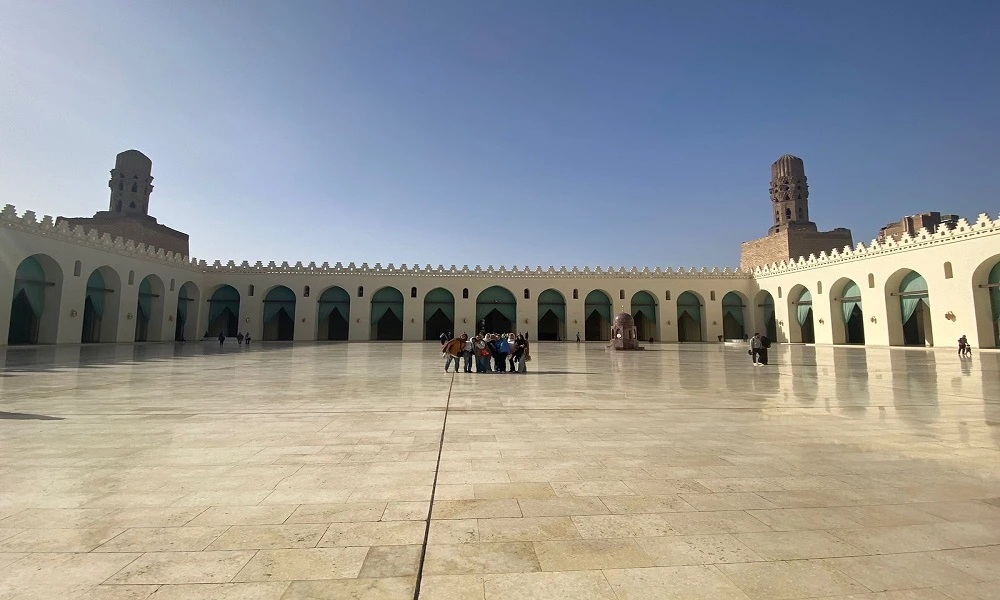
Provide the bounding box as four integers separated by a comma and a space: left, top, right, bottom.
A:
58, 215, 188, 256
740, 233, 789, 271
741, 228, 853, 272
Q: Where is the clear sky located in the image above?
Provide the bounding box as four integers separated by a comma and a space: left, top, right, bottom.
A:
1, 1, 998, 269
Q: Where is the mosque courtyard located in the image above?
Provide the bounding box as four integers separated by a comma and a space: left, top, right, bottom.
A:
0, 341, 998, 600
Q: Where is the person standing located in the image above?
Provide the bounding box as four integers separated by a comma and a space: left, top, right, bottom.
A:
750, 333, 763, 366
237, 332, 244, 345
507, 333, 519, 373
218, 331, 226, 347
462, 334, 474, 373
517, 335, 530, 373
244, 332, 251, 346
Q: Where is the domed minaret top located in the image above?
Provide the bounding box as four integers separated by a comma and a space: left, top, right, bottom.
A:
768, 154, 812, 234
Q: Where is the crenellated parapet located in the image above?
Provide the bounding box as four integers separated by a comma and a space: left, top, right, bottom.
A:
2, 204, 201, 270
200, 261, 749, 279
0, 204, 752, 279
753, 213, 1000, 277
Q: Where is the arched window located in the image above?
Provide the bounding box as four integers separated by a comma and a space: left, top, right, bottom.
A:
411, 287, 417, 298
665, 291, 671, 301
462, 288, 469, 299
816, 281, 823, 294
248, 284, 255, 297
304, 285, 310, 298
524, 288, 530, 299
619, 289, 625, 300
73, 260, 82, 277
358, 286, 364, 297
128, 270, 135, 285
710, 291, 716, 301
131, 182, 138, 193
868, 274, 875, 288
777, 286, 782, 298
943, 262, 953, 279
785, 208, 792, 219
169, 279, 175, 292
573, 289, 578, 300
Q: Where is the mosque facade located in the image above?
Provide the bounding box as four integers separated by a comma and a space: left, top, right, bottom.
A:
2, 151, 999, 349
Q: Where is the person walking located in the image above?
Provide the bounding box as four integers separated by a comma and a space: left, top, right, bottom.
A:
244, 332, 251, 346
218, 331, 226, 347
237, 332, 244, 345
959, 334, 971, 358
750, 333, 763, 366
576, 332, 581, 343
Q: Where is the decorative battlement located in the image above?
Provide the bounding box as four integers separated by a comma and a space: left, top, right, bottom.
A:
2, 204, 201, 270
2, 204, 749, 278
753, 213, 1000, 277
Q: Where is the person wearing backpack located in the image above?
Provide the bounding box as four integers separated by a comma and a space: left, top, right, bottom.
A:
759, 334, 771, 365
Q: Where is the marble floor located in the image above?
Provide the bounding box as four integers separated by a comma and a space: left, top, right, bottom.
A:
0, 341, 998, 600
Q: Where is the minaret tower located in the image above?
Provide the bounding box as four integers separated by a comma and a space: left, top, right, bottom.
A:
768, 154, 813, 234
108, 150, 154, 216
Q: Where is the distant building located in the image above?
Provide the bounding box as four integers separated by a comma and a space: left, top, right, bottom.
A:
740, 155, 853, 271
878, 212, 960, 243
57, 150, 189, 256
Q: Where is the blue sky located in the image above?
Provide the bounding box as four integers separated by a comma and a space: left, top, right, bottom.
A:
1, 1, 998, 268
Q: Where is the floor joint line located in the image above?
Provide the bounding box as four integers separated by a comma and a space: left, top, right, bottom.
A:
412, 372, 455, 600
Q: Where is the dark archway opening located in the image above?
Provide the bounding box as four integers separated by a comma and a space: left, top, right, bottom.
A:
585, 309, 608, 341
482, 308, 511, 336
375, 309, 403, 340
537, 309, 561, 341
846, 305, 865, 344
7, 290, 39, 345
326, 307, 349, 340
425, 308, 453, 341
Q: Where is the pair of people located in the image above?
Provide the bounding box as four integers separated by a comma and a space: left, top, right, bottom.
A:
442, 334, 472, 372
958, 335, 972, 358
749, 332, 770, 366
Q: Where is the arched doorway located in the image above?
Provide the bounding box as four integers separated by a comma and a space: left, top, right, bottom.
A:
476, 286, 516, 334
82, 267, 122, 343
792, 288, 815, 343
537, 289, 566, 341
754, 291, 777, 341
721, 292, 746, 340
371, 287, 404, 340
207, 285, 240, 338
134, 275, 165, 342
584, 290, 612, 341
630, 291, 657, 341
8, 255, 62, 345
899, 271, 932, 346
836, 280, 865, 344
263, 286, 296, 341
971, 257, 1000, 348
317, 286, 350, 341
423, 288, 455, 340
175, 282, 199, 341
676, 291, 704, 342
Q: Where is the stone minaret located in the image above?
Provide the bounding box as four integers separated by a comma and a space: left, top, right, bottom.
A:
768, 154, 812, 234
108, 150, 154, 216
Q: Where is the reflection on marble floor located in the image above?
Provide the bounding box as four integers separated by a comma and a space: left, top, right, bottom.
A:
0, 341, 998, 599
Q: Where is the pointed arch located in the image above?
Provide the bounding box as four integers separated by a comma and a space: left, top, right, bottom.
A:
175, 281, 200, 341
630, 291, 657, 341
262, 285, 296, 341
134, 274, 165, 342
317, 286, 350, 341
787, 285, 814, 343
8, 254, 63, 345
476, 286, 516, 334
82, 266, 123, 343
206, 284, 240, 338
424, 287, 455, 340
721, 291, 747, 340
829, 278, 864, 344
537, 289, 566, 341
676, 291, 705, 342
584, 289, 612, 341
753, 290, 777, 341
371, 287, 404, 340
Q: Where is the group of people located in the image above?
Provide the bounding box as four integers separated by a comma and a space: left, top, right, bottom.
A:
218, 331, 251, 346
441, 332, 531, 373
748, 332, 771, 366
